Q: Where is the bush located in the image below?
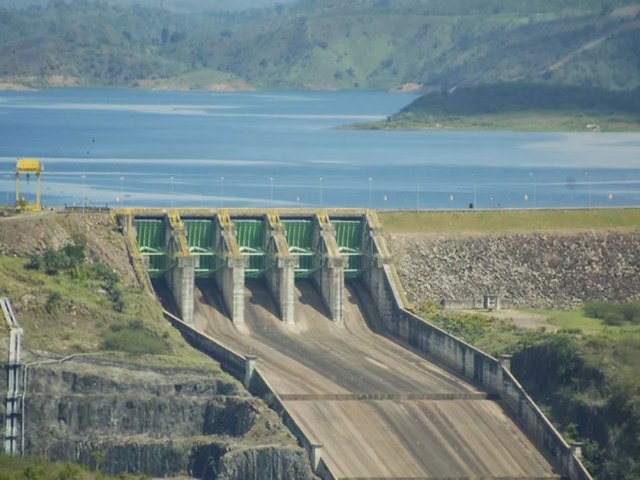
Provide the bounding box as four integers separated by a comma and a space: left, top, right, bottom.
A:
603, 312, 626, 326
584, 300, 640, 325
88, 263, 119, 286
584, 300, 608, 319
45, 292, 63, 314
24, 254, 40, 270
87, 263, 125, 312
102, 328, 168, 355
26, 237, 87, 276
42, 249, 66, 275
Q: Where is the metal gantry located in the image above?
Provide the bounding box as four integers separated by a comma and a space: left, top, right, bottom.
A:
332, 218, 365, 278
15, 158, 42, 211
183, 218, 222, 277
134, 218, 168, 278
282, 219, 319, 278
234, 218, 269, 279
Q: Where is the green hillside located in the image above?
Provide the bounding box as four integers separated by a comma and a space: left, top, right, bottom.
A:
0, 0, 638, 92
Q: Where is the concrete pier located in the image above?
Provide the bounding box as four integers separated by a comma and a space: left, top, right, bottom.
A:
213, 213, 245, 324
165, 213, 195, 324
264, 214, 296, 325
166, 256, 195, 324
313, 213, 345, 324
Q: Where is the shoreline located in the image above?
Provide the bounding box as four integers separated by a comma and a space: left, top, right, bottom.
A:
345, 116, 640, 133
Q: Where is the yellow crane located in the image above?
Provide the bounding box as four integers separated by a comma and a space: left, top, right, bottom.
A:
15, 158, 43, 211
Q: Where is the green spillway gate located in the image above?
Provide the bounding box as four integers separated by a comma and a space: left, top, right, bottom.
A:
282, 219, 318, 278
332, 219, 365, 278
134, 218, 167, 278
234, 218, 268, 279
183, 219, 221, 278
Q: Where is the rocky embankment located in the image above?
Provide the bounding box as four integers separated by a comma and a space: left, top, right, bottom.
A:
15, 356, 313, 480
390, 231, 640, 308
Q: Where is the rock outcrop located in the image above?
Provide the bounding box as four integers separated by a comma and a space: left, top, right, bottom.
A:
390, 231, 640, 308
16, 357, 314, 480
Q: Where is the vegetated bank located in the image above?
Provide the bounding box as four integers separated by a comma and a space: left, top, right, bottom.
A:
383, 208, 640, 480
355, 83, 640, 132
0, 454, 148, 480
0, 210, 313, 479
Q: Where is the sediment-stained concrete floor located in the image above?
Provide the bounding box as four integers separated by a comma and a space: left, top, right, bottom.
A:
192, 280, 560, 479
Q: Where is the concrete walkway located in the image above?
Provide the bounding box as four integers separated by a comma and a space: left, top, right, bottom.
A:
193, 280, 560, 479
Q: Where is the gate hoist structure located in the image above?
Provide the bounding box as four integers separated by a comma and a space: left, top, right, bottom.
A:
15, 158, 42, 211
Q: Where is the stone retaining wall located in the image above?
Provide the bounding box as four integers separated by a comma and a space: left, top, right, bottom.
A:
390, 231, 640, 308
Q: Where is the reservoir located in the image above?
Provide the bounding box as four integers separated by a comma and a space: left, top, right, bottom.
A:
0, 88, 639, 209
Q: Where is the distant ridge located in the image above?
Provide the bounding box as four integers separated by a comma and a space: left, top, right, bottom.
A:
0, 0, 637, 93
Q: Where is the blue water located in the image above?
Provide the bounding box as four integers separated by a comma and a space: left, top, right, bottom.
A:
0, 88, 639, 210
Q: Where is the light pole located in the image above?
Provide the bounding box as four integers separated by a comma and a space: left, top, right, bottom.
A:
585, 170, 591, 208
472, 172, 477, 208
416, 178, 420, 212
319, 176, 324, 208
170, 176, 174, 209
529, 172, 537, 209
368, 177, 373, 209
220, 176, 224, 208
269, 176, 274, 204
4, 174, 9, 206
119, 176, 124, 205
81, 174, 86, 211
474, 180, 477, 208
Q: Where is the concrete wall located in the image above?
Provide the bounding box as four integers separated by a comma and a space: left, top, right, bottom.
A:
163, 310, 246, 382
360, 216, 593, 480
162, 309, 334, 479
248, 366, 335, 480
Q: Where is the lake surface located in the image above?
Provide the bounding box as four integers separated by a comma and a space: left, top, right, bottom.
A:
1, 88, 639, 210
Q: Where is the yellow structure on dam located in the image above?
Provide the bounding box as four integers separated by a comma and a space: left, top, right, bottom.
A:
15, 158, 43, 212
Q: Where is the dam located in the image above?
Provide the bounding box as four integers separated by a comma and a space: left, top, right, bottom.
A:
115, 208, 592, 480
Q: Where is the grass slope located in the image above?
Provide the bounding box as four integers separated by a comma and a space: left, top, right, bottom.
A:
380, 208, 640, 235
0, 454, 147, 480
0, 212, 218, 371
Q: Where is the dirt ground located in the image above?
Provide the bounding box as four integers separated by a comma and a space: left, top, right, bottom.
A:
477, 309, 556, 331
0, 209, 137, 286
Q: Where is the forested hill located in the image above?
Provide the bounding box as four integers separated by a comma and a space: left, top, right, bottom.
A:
0, 0, 638, 91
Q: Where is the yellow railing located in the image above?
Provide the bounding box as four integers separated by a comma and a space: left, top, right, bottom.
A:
126, 228, 153, 293
267, 211, 291, 258
167, 211, 190, 257
217, 211, 240, 257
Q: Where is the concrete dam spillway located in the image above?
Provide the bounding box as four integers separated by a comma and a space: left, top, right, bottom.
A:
117, 208, 592, 480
